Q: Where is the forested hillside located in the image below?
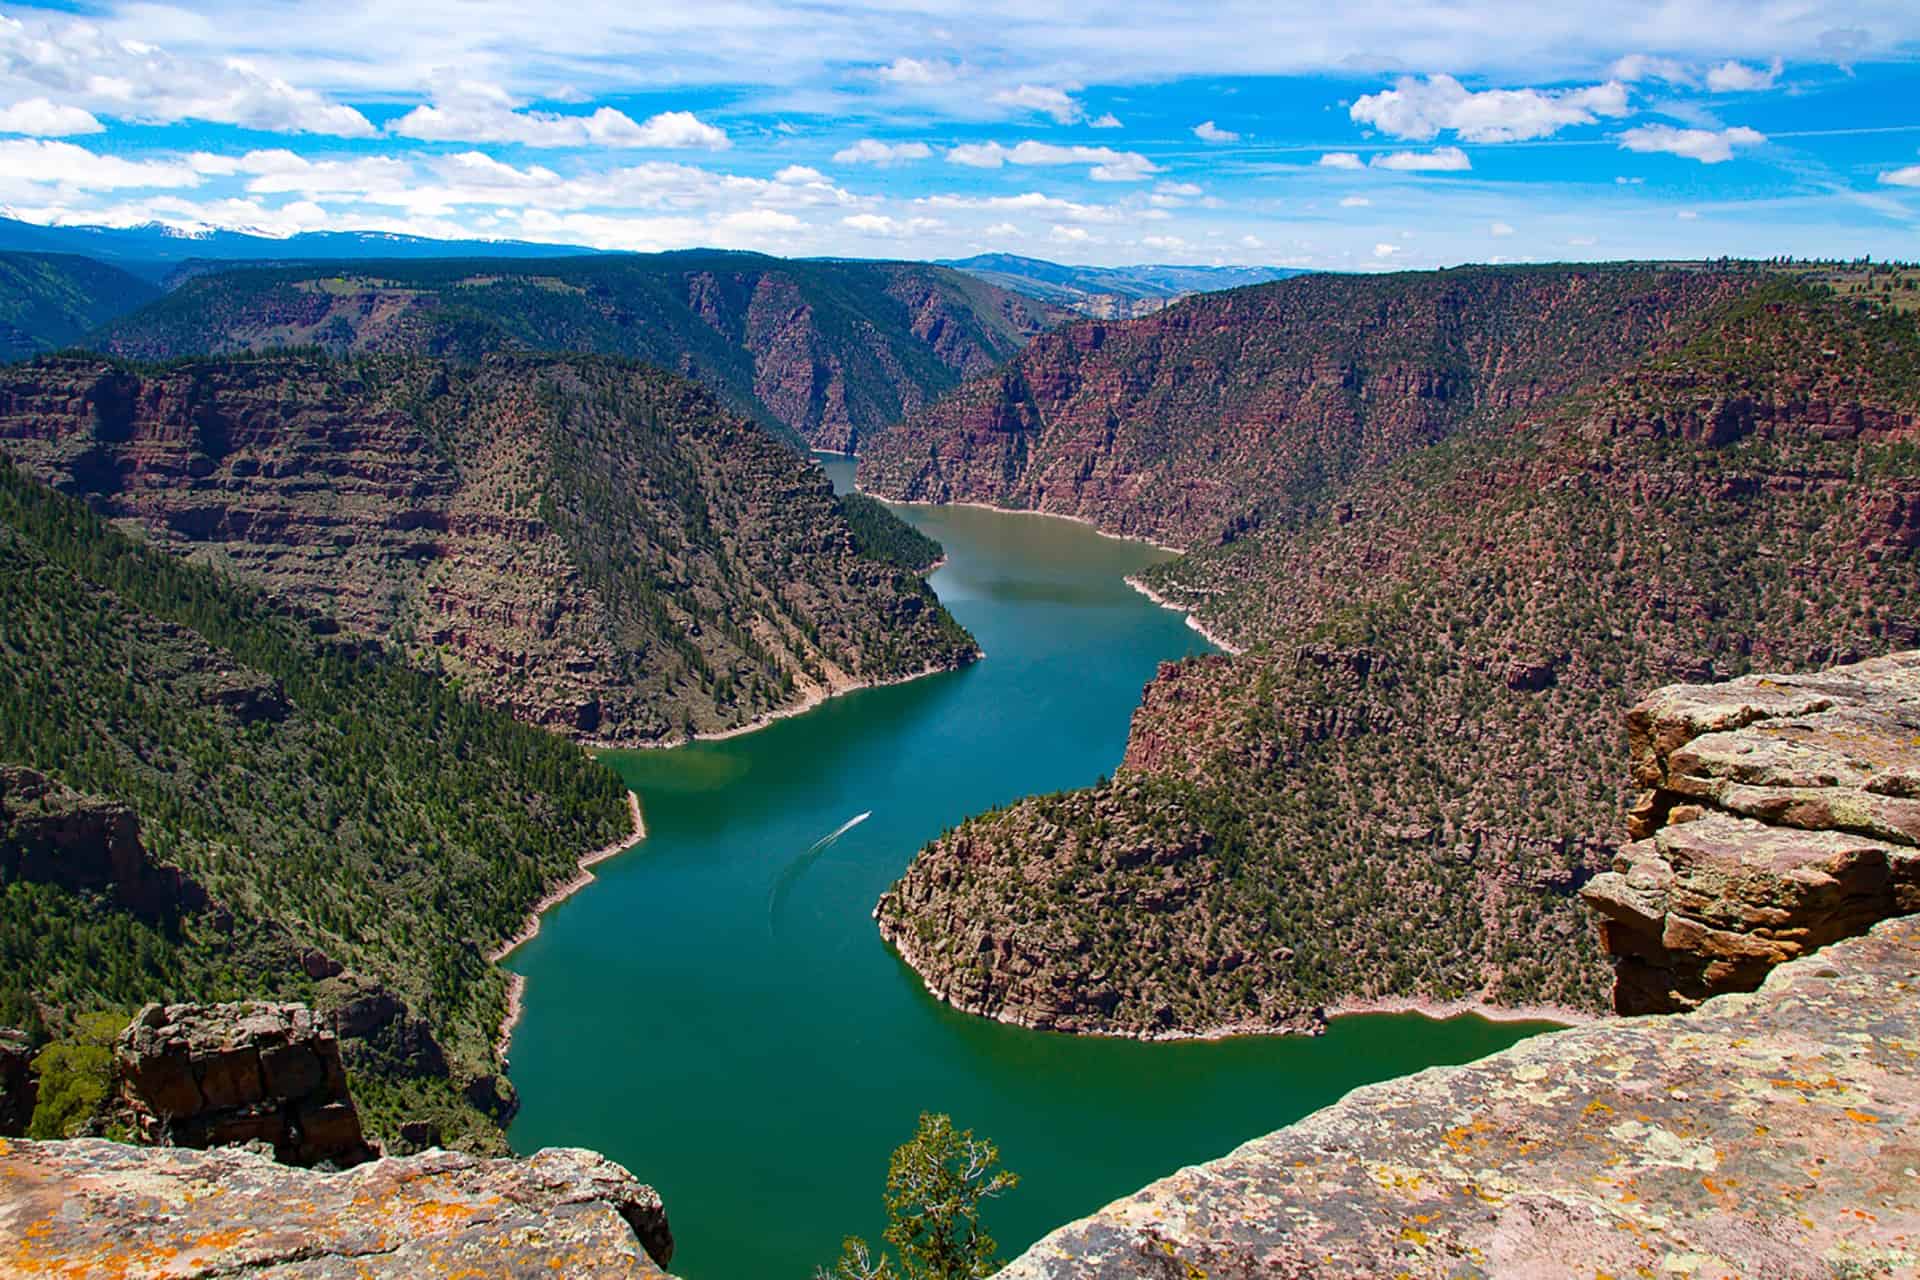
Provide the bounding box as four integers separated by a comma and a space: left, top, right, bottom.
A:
876, 280, 1920, 1035
0, 251, 158, 361
90, 252, 1061, 452
0, 352, 977, 746
0, 458, 631, 1145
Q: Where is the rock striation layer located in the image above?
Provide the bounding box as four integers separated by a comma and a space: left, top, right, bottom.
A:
0, 1139, 676, 1277
1000, 915, 1920, 1280
114, 1001, 373, 1168
1585, 651, 1920, 1013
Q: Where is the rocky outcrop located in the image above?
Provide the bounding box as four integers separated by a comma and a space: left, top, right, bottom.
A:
0, 1139, 676, 1277
0, 352, 978, 745
0, 1028, 32, 1137
1584, 651, 1920, 1013
0, 764, 207, 921
1001, 914, 1920, 1279
114, 1002, 373, 1168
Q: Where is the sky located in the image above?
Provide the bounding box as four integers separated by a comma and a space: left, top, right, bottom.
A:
0, 2, 1915, 269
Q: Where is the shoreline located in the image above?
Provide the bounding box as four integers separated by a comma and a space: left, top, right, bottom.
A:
878, 919, 1588, 1043
599, 654, 977, 753
873, 493, 1189, 557
491, 789, 646, 1064
1123, 574, 1248, 656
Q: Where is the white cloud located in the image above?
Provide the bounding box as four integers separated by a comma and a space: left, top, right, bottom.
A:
1050, 224, 1090, 243
1192, 120, 1240, 142
0, 138, 202, 192
1351, 74, 1629, 143
1609, 54, 1694, 85
1370, 146, 1471, 171
1340, 195, 1371, 207
1373, 242, 1402, 257
833, 138, 933, 165
1089, 113, 1122, 129
1880, 165, 1920, 188
945, 140, 1156, 181
0, 97, 102, 136
842, 212, 940, 237
1317, 152, 1365, 170
991, 84, 1083, 124
876, 57, 958, 85
983, 221, 1022, 237
1141, 233, 1189, 252
1705, 58, 1782, 91
1241, 234, 1264, 248
919, 190, 1131, 225
1489, 220, 1515, 235
0, 14, 371, 136
389, 91, 728, 150
1618, 123, 1765, 164
1677, 209, 1699, 219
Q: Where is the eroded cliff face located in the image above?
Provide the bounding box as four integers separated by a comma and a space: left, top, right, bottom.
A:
0, 1139, 676, 1278
0, 353, 977, 746
858, 265, 1757, 547
1585, 651, 1920, 1013
1000, 915, 1920, 1280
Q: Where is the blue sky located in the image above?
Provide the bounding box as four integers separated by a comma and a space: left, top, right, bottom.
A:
0, 2, 1915, 268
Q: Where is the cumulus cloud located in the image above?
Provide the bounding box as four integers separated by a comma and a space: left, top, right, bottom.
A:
945, 140, 1156, 181
918, 190, 1134, 225
1317, 151, 1365, 169
1192, 120, 1240, 142
389, 88, 728, 149
991, 84, 1084, 124
1609, 54, 1694, 85
1489, 220, 1515, 235
1370, 146, 1471, 171
1706, 58, 1782, 91
875, 57, 959, 85
1340, 195, 1371, 207
1618, 124, 1765, 164
1089, 113, 1122, 128
1373, 242, 1402, 257
1351, 74, 1629, 143
0, 14, 371, 136
833, 138, 933, 165
0, 138, 202, 197
842, 212, 941, 237
0, 97, 102, 136
1880, 165, 1920, 187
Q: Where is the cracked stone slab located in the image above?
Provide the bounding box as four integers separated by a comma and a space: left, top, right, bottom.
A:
999, 915, 1920, 1280
0, 1141, 674, 1277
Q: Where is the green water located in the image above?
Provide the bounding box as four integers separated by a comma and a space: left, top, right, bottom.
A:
506, 456, 1556, 1277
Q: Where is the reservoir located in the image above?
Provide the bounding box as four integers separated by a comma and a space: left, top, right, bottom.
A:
506, 456, 1556, 1277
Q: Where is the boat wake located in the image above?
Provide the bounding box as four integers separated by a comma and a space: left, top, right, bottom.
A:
767, 811, 872, 935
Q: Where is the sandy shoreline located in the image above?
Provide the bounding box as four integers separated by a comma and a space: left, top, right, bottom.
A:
1123, 574, 1248, 656
491, 790, 646, 1064
876, 494, 1190, 556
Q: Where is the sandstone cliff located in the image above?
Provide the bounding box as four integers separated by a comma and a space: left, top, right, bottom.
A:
858, 264, 1757, 547
875, 282, 1920, 1035
0, 352, 977, 745
999, 915, 1920, 1279
0, 1139, 676, 1277
1586, 651, 1920, 1013
91, 253, 1060, 453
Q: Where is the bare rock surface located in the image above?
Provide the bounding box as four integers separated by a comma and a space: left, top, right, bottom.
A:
1001, 915, 1920, 1280
1586, 651, 1920, 1012
0, 1139, 675, 1277
114, 1002, 373, 1169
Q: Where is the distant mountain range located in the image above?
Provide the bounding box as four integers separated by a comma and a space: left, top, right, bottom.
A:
939, 253, 1309, 317
0, 216, 601, 282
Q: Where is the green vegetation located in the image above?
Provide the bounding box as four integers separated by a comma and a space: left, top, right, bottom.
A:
837, 492, 946, 573
820, 1113, 1020, 1280
878, 280, 1920, 1034
25, 1010, 127, 1139
0, 251, 158, 361
88, 251, 1055, 451
0, 453, 630, 1141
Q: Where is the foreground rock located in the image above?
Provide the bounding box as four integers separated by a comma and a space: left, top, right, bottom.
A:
1001, 914, 1920, 1279
1585, 651, 1920, 1012
115, 1002, 373, 1168
0, 1140, 675, 1277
